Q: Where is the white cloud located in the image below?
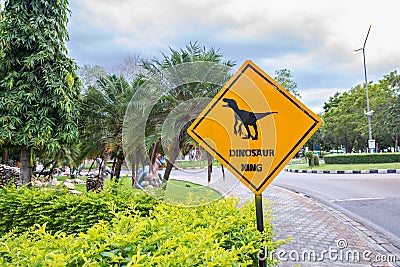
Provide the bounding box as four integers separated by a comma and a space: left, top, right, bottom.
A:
299, 88, 348, 114
260, 54, 315, 71
67, 0, 400, 112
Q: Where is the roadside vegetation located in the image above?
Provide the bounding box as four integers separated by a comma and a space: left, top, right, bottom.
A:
0, 183, 283, 266
0, 0, 398, 265
289, 152, 400, 170
306, 71, 399, 154
287, 162, 400, 171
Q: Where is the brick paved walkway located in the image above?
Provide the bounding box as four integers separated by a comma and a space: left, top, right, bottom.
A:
170, 167, 400, 267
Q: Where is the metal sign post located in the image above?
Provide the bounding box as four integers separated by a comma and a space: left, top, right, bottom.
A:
255, 193, 267, 267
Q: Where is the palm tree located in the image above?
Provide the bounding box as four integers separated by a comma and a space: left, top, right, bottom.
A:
80, 75, 141, 184
141, 42, 235, 183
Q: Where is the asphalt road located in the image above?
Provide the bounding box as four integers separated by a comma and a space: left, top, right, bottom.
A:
272, 171, 400, 249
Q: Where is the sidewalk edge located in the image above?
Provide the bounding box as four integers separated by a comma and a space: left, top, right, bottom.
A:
275, 184, 400, 267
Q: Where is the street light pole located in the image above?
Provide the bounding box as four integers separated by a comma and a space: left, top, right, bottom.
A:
355, 25, 373, 152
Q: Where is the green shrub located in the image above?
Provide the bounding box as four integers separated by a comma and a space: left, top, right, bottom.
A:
312, 154, 320, 166
0, 197, 284, 266
304, 151, 314, 166
0, 185, 157, 235
324, 153, 400, 164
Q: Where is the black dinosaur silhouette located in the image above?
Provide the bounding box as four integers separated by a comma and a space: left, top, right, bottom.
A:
222, 98, 277, 140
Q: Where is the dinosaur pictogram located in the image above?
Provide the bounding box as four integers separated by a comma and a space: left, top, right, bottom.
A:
222, 98, 277, 140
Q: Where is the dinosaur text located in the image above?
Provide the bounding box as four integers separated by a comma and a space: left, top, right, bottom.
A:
230, 149, 275, 157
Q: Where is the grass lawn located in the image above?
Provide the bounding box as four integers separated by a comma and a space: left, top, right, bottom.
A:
160, 179, 223, 206
287, 162, 400, 171
53, 175, 222, 206
107, 176, 223, 206
173, 160, 221, 168
106, 176, 222, 206
288, 158, 308, 165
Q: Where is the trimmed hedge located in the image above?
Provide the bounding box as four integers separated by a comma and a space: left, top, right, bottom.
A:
0, 195, 284, 266
324, 153, 400, 164
0, 186, 157, 235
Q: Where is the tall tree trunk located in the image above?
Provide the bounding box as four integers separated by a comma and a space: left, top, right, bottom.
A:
114, 149, 125, 184
88, 152, 102, 174
207, 152, 213, 183
150, 139, 161, 172
162, 148, 179, 190
2, 149, 9, 164
132, 147, 145, 186
20, 146, 32, 185
88, 159, 96, 174
110, 152, 117, 181
38, 160, 55, 179
98, 157, 105, 176
163, 159, 174, 182
131, 148, 140, 187
131, 160, 136, 187
48, 161, 58, 180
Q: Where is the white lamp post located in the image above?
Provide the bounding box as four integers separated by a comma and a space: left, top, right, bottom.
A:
354, 25, 374, 152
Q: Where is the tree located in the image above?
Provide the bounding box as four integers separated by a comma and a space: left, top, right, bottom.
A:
322, 92, 342, 113
384, 94, 400, 151
77, 64, 107, 90
321, 75, 397, 152
0, 0, 80, 184
80, 75, 141, 183
111, 54, 144, 82
274, 69, 300, 98
380, 70, 400, 90
322, 87, 367, 153
376, 71, 400, 151
141, 42, 235, 183
305, 126, 324, 153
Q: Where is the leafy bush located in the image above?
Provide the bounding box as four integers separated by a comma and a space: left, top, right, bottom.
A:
303, 152, 320, 167
324, 153, 400, 164
312, 154, 320, 166
0, 185, 157, 235
0, 197, 284, 266
305, 151, 314, 166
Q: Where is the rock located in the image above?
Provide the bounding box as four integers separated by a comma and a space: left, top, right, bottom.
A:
39, 176, 50, 183
86, 173, 104, 193
63, 181, 74, 190
69, 189, 83, 195
49, 178, 60, 187
73, 178, 85, 184
0, 164, 20, 188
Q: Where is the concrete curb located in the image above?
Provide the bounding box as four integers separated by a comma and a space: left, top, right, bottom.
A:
285, 168, 400, 174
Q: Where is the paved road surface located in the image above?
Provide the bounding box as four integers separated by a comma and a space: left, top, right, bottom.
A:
272, 171, 400, 250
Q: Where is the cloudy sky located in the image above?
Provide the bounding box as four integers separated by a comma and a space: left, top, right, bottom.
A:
66, 0, 399, 113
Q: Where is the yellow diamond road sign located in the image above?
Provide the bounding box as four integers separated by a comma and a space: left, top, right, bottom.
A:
187, 60, 322, 194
